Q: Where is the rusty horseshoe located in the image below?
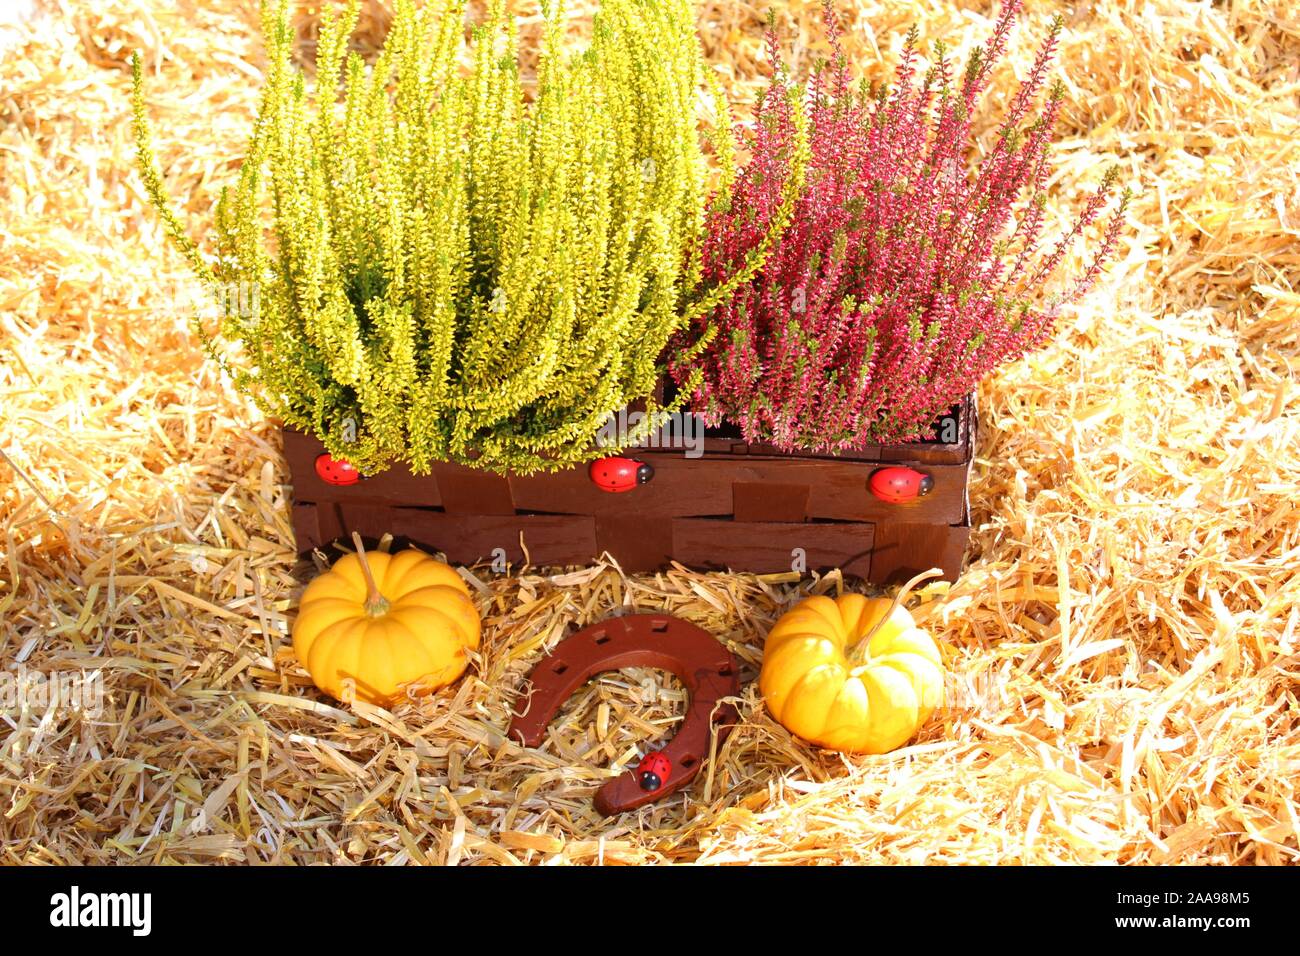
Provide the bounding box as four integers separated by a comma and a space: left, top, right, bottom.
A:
508, 614, 741, 816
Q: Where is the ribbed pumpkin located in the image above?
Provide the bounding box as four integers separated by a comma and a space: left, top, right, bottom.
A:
760, 585, 944, 754
292, 538, 480, 705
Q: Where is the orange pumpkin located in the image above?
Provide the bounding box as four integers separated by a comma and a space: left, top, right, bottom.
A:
760, 578, 945, 754
292, 537, 480, 705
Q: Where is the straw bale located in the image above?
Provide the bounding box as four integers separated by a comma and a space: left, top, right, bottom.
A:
1, 0, 1297, 864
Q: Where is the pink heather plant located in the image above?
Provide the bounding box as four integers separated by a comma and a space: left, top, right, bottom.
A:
671, 0, 1129, 450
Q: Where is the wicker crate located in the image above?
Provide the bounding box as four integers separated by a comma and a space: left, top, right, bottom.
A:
283, 395, 976, 584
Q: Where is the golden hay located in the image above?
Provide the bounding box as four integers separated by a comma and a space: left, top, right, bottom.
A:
1, 0, 1297, 864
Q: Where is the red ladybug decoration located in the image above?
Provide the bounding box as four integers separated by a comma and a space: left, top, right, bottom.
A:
315, 453, 361, 487
868, 466, 933, 504
588, 456, 654, 493
636, 751, 671, 792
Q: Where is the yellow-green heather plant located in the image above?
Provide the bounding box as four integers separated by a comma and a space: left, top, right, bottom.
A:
132, 0, 806, 474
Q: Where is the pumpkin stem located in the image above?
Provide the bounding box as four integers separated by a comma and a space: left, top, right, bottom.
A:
351, 532, 390, 617
847, 568, 943, 664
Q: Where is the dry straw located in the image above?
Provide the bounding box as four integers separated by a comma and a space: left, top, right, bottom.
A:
1, 0, 1297, 864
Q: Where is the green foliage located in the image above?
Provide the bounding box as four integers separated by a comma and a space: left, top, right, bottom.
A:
132, 0, 779, 475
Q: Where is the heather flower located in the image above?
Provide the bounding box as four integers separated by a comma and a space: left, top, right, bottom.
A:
131, 0, 804, 476
673, 0, 1130, 450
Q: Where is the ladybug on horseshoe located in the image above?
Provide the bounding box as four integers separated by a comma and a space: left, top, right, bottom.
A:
636, 751, 671, 792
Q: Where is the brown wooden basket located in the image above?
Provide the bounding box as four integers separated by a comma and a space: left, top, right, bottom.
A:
283, 395, 976, 585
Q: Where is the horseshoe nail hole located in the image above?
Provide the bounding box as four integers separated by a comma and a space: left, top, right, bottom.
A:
593, 631, 610, 645
552, 663, 569, 675
718, 665, 733, 676
650, 619, 669, 633
681, 756, 698, 769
